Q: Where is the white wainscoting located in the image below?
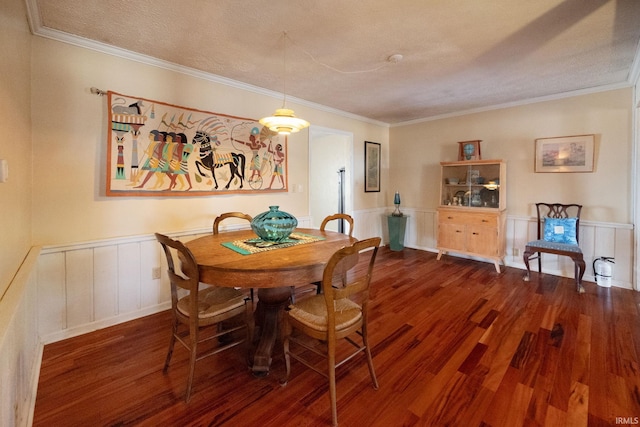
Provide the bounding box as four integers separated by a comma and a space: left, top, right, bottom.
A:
0, 247, 41, 426
352, 207, 633, 290
35, 210, 634, 345
36, 217, 312, 344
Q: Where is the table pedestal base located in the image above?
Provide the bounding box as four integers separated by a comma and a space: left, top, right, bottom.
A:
251, 287, 291, 376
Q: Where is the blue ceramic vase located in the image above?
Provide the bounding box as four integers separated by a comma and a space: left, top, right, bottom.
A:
251, 206, 298, 242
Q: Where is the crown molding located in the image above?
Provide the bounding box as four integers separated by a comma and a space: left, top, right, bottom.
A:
392, 81, 634, 128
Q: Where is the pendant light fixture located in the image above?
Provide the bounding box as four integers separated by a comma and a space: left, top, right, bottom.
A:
259, 32, 310, 135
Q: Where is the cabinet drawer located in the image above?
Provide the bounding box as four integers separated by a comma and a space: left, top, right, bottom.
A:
439, 211, 498, 227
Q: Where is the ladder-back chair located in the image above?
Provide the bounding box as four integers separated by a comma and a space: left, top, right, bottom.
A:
213, 211, 253, 234
282, 237, 381, 427
155, 233, 252, 402
213, 212, 255, 301
320, 213, 354, 237
293, 213, 356, 302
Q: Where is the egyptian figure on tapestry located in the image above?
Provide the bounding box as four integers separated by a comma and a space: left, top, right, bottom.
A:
267, 143, 285, 190
232, 127, 266, 184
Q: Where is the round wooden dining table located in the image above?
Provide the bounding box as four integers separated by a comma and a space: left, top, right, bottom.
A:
185, 228, 356, 376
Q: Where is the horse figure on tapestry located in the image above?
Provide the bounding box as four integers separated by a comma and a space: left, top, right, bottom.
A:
192, 119, 246, 190
111, 98, 144, 115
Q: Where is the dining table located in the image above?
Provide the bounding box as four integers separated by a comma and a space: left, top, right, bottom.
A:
185, 227, 356, 376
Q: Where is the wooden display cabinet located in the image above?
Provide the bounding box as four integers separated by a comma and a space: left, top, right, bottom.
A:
436, 159, 507, 272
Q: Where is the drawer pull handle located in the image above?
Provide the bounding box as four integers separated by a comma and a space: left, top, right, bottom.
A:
482, 219, 488, 222
472, 232, 479, 235
447, 216, 454, 219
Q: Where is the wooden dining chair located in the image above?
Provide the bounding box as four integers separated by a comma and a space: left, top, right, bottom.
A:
281, 237, 381, 427
320, 213, 354, 237
522, 203, 586, 293
213, 211, 253, 234
213, 212, 255, 301
155, 233, 252, 402
292, 213, 355, 303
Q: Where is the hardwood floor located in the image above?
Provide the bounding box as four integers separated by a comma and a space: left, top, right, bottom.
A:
33, 248, 640, 426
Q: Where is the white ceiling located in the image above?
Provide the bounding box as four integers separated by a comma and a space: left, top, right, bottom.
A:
28, 0, 640, 124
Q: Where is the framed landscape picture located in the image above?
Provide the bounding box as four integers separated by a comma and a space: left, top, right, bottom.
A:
364, 141, 381, 192
535, 134, 595, 173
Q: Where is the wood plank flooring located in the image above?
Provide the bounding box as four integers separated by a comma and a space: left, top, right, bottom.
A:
33, 248, 640, 426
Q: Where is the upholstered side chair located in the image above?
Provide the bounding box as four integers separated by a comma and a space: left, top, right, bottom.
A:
522, 203, 585, 293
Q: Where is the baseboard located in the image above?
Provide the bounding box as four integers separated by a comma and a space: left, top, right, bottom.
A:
40, 302, 171, 345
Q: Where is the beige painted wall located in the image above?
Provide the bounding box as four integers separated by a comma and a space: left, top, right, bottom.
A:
4, 13, 634, 275
0, 0, 32, 297
29, 38, 388, 246
389, 88, 633, 224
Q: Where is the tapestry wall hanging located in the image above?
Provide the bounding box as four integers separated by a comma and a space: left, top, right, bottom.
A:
106, 91, 288, 196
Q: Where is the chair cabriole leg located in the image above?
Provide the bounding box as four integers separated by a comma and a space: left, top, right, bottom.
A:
522, 248, 532, 282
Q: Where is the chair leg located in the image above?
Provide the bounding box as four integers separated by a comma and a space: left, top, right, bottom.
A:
537, 251, 542, 274
163, 323, 178, 372
281, 335, 291, 386
574, 256, 586, 294
245, 303, 254, 367
185, 346, 197, 402
522, 249, 532, 282
327, 345, 338, 427
184, 325, 201, 403
362, 324, 379, 389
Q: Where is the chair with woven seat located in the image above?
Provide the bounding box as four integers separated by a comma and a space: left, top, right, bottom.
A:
313, 213, 354, 295
320, 213, 354, 237
281, 237, 381, 427
155, 233, 252, 402
213, 212, 255, 301
292, 213, 355, 303
522, 203, 586, 293
213, 211, 253, 234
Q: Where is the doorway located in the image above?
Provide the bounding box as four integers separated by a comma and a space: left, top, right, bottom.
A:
309, 126, 353, 231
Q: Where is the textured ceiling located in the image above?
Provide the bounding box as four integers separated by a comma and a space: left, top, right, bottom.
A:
29, 0, 640, 124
